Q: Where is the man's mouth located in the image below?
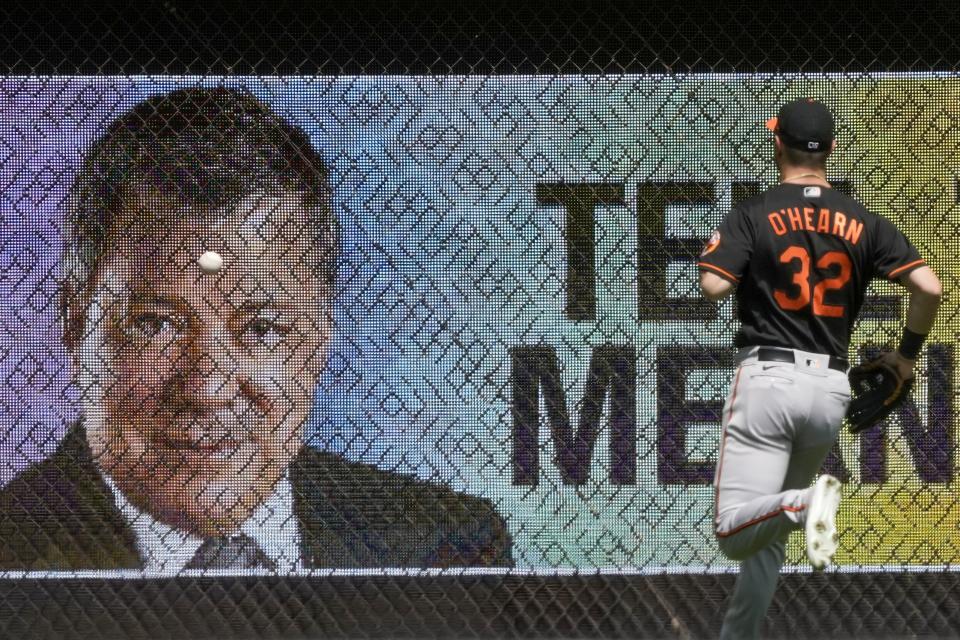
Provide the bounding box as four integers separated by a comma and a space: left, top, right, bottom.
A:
157, 434, 240, 452
154, 425, 244, 455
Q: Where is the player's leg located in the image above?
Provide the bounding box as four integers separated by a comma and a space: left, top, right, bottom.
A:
718, 365, 849, 639
782, 368, 850, 566
714, 362, 810, 560
718, 435, 839, 640
719, 535, 787, 640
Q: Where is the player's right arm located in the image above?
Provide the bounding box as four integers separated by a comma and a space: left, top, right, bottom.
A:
697, 205, 753, 302
700, 270, 735, 301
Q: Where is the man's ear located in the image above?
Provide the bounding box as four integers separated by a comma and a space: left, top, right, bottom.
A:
305, 307, 334, 380
60, 283, 85, 357
831, 139, 837, 152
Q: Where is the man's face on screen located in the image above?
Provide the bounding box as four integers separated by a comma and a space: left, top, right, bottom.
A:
75, 191, 330, 537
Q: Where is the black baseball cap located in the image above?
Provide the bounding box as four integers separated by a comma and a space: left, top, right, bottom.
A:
765, 98, 834, 152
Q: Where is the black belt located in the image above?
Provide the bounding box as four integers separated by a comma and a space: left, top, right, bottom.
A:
756, 347, 848, 372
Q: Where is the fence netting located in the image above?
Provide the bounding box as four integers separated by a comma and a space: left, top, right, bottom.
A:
0, 2, 959, 639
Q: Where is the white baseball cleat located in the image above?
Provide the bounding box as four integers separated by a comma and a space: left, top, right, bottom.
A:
805, 474, 842, 570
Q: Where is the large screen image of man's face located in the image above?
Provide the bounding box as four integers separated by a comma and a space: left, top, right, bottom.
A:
0, 84, 512, 575
0, 77, 957, 577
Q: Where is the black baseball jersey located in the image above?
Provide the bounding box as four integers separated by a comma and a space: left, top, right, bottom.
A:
697, 183, 924, 358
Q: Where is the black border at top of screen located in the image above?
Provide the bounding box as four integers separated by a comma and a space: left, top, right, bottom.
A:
4, 0, 960, 75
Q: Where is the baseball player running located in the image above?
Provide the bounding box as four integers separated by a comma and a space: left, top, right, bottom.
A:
697, 98, 942, 639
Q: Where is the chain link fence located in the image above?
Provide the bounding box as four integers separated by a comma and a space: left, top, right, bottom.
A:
1, 2, 959, 638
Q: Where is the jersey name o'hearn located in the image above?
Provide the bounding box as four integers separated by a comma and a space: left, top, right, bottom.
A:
766, 206, 864, 245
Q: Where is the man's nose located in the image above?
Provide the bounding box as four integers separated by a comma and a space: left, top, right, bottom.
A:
181, 328, 241, 405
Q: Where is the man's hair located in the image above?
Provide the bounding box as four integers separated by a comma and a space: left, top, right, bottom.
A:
780, 144, 831, 170
62, 87, 337, 314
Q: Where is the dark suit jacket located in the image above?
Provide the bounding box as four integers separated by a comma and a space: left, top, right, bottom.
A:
0, 423, 513, 570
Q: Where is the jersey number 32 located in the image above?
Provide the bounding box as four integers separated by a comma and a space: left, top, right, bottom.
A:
773, 245, 852, 318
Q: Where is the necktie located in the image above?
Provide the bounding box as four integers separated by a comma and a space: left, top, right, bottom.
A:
185, 533, 276, 570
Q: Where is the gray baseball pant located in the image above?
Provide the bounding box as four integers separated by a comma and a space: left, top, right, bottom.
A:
714, 346, 850, 640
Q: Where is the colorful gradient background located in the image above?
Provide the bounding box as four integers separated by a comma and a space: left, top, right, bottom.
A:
0, 76, 956, 572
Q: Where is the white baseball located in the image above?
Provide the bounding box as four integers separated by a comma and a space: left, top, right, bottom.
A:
198, 250, 223, 274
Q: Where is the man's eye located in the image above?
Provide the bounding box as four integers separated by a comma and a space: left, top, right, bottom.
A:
127, 313, 181, 341
242, 317, 290, 346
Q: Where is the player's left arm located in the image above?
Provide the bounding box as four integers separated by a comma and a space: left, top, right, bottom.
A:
871, 265, 943, 381
869, 219, 942, 380
899, 265, 942, 335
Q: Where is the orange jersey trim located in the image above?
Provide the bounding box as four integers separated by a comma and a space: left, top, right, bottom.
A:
715, 504, 807, 539
697, 261, 739, 283
888, 259, 925, 279
712, 367, 743, 531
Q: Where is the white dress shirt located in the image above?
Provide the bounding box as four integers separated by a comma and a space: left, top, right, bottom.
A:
100, 472, 304, 576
